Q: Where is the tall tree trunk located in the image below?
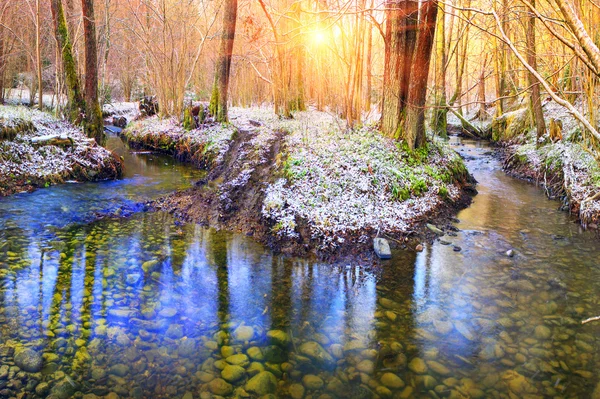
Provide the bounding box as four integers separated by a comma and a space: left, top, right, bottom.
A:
525, 0, 546, 142
498, 0, 509, 113
432, 1, 447, 137
0, 8, 5, 105
101, 0, 111, 106
209, 0, 238, 122
81, 0, 104, 145
50, 0, 86, 124
365, 11, 373, 111
36, 0, 43, 109
381, 0, 418, 140
404, 0, 439, 149
477, 60, 487, 119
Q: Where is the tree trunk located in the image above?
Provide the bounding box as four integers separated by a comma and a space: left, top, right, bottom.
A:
50, 0, 86, 124
381, 0, 418, 140
0, 10, 5, 105
432, 1, 447, 137
365, 12, 372, 111
209, 0, 238, 122
477, 61, 487, 120
525, 0, 546, 141
81, 0, 104, 145
554, 0, 600, 76
36, 0, 43, 110
403, 0, 439, 149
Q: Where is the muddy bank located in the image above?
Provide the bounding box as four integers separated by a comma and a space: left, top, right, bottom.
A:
0, 105, 123, 197
125, 108, 476, 260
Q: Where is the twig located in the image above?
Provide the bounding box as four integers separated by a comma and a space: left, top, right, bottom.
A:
581, 191, 600, 206
581, 315, 600, 324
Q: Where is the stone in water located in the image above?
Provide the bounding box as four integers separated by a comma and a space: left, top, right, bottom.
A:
374, 238, 392, 259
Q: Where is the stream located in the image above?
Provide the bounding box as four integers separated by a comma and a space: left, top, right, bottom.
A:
0, 134, 599, 398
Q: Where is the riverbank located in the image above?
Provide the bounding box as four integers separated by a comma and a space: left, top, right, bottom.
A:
123, 107, 475, 259
0, 105, 123, 197
460, 100, 600, 230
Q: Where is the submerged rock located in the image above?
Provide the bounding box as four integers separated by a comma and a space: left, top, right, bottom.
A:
14, 348, 43, 372
221, 365, 245, 382
166, 324, 184, 339
502, 370, 537, 395
298, 341, 335, 368
50, 378, 78, 399
381, 373, 405, 389
408, 358, 428, 374
533, 325, 552, 340
234, 325, 255, 342
302, 374, 324, 390
267, 330, 291, 347
289, 383, 305, 399
207, 378, 233, 396
245, 371, 277, 395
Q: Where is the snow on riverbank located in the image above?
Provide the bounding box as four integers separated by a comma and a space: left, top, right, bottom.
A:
123, 115, 237, 167
0, 105, 122, 196
235, 108, 469, 249
500, 101, 600, 227
125, 106, 471, 250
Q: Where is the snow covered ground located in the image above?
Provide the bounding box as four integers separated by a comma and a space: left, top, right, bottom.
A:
124, 115, 237, 167
235, 108, 467, 249
103, 102, 140, 123
125, 106, 470, 249
0, 105, 121, 196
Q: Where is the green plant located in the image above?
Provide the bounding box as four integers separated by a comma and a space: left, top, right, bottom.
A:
183, 107, 194, 131
438, 185, 449, 200
391, 182, 410, 201
410, 178, 428, 196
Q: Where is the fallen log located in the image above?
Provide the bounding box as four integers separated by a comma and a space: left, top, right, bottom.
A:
30, 134, 75, 147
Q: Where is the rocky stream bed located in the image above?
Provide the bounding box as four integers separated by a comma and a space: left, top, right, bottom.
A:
0, 134, 600, 398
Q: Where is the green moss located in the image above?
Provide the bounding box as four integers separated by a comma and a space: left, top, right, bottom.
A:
54, 0, 86, 124
391, 182, 410, 201
183, 107, 194, 131
438, 185, 449, 200
410, 178, 428, 197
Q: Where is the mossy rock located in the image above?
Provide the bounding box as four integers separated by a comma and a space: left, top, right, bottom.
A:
0, 118, 35, 141
491, 108, 532, 142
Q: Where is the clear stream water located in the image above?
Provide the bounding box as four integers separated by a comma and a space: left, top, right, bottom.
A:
0, 135, 599, 399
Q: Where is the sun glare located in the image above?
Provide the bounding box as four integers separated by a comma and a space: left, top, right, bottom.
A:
312, 31, 326, 45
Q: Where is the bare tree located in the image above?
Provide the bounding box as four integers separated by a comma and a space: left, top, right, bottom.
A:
35, 0, 42, 109
210, 0, 238, 122
50, 0, 86, 124
81, 0, 104, 144
524, 0, 546, 141
381, 0, 438, 149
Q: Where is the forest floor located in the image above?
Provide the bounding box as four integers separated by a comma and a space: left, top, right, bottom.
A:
123, 106, 475, 259
0, 105, 123, 197
449, 101, 600, 230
